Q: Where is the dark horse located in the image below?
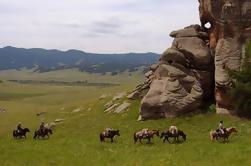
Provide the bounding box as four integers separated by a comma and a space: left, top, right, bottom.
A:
100, 130, 120, 142
33, 128, 53, 139
134, 130, 159, 144
160, 130, 186, 143
13, 128, 30, 139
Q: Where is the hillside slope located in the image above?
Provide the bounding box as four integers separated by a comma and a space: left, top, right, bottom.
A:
0, 46, 160, 73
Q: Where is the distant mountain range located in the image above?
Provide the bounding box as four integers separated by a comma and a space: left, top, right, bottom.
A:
0, 46, 160, 74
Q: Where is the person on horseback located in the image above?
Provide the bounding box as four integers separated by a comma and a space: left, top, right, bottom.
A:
169, 126, 178, 135
39, 121, 46, 133
17, 122, 23, 133
218, 121, 225, 135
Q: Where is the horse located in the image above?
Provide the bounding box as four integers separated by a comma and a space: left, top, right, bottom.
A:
13, 128, 30, 139
33, 128, 53, 139
134, 129, 159, 144
100, 130, 120, 142
210, 127, 237, 142
160, 130, 186, 143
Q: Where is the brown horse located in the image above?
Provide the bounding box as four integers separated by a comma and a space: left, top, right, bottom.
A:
210, 127, 238, 142
134, 129, 159, 144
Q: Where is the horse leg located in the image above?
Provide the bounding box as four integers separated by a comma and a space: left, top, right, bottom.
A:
134, 137, 137, 144
163, 137, 166, 143
111, 137, 113, 143
177, 136, 180, 143
139, 138, 142, 144
148, 138, 151, 144
167, 137, 171, 143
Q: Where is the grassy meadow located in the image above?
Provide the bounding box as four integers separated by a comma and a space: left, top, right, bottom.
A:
0, 70, 251, 166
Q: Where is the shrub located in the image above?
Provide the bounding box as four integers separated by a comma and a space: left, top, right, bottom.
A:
228, 42, 251, 116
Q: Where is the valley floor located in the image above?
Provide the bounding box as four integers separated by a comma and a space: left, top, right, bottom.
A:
0, 71, 251, 166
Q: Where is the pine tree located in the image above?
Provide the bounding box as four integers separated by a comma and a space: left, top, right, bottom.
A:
228, 42, 251, 117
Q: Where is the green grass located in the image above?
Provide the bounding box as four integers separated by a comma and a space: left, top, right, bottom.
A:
0, 71, 251, 166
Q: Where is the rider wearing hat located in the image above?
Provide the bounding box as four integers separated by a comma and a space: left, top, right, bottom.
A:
218, 120, 224, 135
39, 121, 46, 133
17, 122, 22, 133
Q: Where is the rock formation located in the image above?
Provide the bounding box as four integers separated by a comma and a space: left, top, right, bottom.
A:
138, 25, 214, 120
130, 0, 251, 120
199, 0, 251, 114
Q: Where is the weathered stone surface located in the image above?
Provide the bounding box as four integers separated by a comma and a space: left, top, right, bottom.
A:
54, 119, 65, 123
144, 70, 153, 78
199, 0, 251, 114
150, 64, 159, 71
99, 94, 109, 100
170, 25, 208, 39
215, 37, 241, 87
172, 37, 212, 69
161, 48, 187, 66
127, 90, 140, 100
36, 112, 46, 116
131, 1, 250, 119
114, 102, 131, 113
104, 103, 119, 113
104, 101, 114, 110
140, 64, 205, 120
113, 92, 127, 100
0, 108, 6, 113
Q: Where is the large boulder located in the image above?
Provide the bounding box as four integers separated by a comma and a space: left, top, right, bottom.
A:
172, 37, 212, 70
140, 64, 207, 120
138, 25, 214, 120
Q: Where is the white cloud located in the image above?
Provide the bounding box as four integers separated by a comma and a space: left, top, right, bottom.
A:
0, 0, 200, 53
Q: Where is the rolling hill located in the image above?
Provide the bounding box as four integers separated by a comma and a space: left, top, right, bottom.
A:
0, 46, 160, 73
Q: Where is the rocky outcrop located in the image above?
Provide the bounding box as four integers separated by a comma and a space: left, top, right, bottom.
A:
128, 64, 158, 100
132, 0, 250, 120
199, 0, 251, 114
128, 0, 251, 120
138, 25, 214, 120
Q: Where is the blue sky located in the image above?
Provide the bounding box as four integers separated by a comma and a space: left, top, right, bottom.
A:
0, 0, 200, 53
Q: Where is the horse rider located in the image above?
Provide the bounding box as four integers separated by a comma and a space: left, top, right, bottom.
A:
169, 126, 178, 135
218, 120, 225, 135
17, 122, 23, 133
39, 121, 46, 133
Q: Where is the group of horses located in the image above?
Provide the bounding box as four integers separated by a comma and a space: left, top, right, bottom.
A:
13, 127, 53, 139
100, 129, 186, 144
100, 127, 238, 144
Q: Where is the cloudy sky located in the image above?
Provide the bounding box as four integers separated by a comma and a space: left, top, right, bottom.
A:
0, 0, 200, 53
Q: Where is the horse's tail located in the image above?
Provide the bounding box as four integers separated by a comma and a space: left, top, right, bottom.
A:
100, 133, 103, 142
133, 132, 137, 143
13, 130, 16, 138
